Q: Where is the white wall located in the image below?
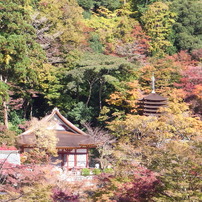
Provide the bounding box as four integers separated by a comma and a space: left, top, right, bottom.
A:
0, 150, 21, 165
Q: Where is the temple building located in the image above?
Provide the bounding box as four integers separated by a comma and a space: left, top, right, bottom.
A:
17, 108, 95, 169
138, 74, 167, 116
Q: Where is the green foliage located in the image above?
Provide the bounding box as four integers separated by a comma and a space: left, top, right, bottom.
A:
89, 33, 104, 53
77, 0, 94, 10
93, 0, 121, 11
131, 0, 158, 18
171, 0, 202, 51
85, 12, 137, 52
67, 102, 93, 124
82, 10, 92, 19
65, 49, 82, 70
78, 0, 121, 12
0, 0, 46, 122
81, 168, 91, 176
103, 167, 113, 173
92, 168, 101, 175
0, 0, 44, 82
65, 52, 136, 122
0, 81, 9, 104
9, 110, 24, 134
0, 126, 16, 146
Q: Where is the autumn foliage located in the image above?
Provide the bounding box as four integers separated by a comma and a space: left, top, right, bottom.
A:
0, 0, 202, 201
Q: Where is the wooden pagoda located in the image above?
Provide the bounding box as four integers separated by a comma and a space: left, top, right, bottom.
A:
138, 93, 167, 116
138, 75, 167, 116
17, 108, 95, 169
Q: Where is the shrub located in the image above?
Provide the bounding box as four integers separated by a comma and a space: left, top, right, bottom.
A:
92, 168, 101, 175
81, 168, 90, 176
52, 187, 79, 202
103, 168, 113, 173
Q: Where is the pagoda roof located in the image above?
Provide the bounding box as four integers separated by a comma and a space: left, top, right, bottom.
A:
143, 108, 160, 112
141, 93, 167, 101
17, 108, 95, 148
141, 105, 163, 109
143, 112, 161, 116
139, 101, 167, 105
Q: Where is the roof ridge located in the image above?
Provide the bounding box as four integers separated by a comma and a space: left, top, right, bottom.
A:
19, 107, 87, 136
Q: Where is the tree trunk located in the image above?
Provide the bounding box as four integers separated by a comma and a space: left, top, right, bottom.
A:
30, 102, 33, 119
99, 79, 105, 111
86, 82, 93, 107
3, 101, 8, 129
86, 78, 98, 107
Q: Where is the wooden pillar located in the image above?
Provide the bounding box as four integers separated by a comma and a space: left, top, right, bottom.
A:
86, 148, 89, 168
61, 153, 64, 167
74, 149, 77, 168
3, 101, 8, 129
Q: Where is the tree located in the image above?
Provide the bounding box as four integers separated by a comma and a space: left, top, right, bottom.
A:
52, 187, 79, 202
171, 0, 202, 51
141, 2, 176, 56
63, 52, 135, 122
131, 0, 158, 19
77, 0, 121, 13
0, 163, 58, 202
114, 24, 150, 63
77, 0, 94, 11
176, 64, 202, 117
98, 80, 142, 124
93, 167, 160, 201
35, 63, 62, 105
0, 82, 9, 128
93, 0, 121, 11
0, 0, 45, 126
92, 145, 161, 202
138, 57, 182, 94
84, 123, 116, 169
18, 118, 58, 164
84, 10, 137, 53
107, 95, 202, 201
0, 125, 16, 146
35, 0, 85, 65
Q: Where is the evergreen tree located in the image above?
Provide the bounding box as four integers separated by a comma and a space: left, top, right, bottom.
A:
171, 0, 202, 51
0, 0, 45, 126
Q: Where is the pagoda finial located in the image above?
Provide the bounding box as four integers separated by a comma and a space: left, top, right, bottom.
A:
151, 73, 155, 93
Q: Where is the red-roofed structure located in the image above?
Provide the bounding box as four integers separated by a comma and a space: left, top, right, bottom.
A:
0, 144, 17, 150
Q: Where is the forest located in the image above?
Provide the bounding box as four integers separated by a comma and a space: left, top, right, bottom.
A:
0, 0, 202, 201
